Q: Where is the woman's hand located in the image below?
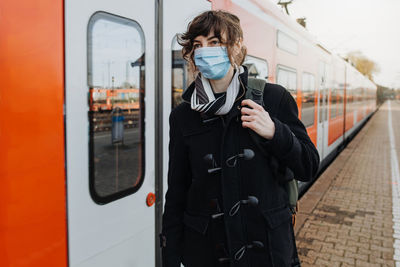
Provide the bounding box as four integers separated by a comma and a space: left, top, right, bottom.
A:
241, 99, 275, 140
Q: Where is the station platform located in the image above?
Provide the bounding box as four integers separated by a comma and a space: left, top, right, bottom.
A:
294, 100, 400, 267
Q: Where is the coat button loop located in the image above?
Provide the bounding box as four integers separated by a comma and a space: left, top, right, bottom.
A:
234, 241, 265, 261
229, 196, 259, 216
225, 149, 255, 167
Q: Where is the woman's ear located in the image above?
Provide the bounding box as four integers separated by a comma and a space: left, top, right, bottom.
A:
233, 38, 242, 56
231, 38, 243, 65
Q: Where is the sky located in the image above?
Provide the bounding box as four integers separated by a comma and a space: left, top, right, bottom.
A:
275, 0, 400, 88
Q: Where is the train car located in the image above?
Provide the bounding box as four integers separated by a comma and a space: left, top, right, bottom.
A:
0, 0, 376, 266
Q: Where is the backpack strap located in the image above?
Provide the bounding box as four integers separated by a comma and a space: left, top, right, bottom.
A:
246, 77, 285, 117
246, 77, 298, 217
246, 78, 266, 106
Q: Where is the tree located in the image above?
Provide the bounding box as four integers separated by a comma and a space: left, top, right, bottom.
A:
346, 51, 380, 81
376, 85, 399, 105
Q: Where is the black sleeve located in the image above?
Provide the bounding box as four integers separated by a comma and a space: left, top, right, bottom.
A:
261, 89, 320, 181
161, 109, 190, 267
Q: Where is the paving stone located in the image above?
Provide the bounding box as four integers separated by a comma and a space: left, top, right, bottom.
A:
295, 101, 399, 266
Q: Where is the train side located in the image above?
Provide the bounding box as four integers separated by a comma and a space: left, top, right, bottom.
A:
215, 0, 376, 163
210, 0, 376, 176
0, 0, 377, 266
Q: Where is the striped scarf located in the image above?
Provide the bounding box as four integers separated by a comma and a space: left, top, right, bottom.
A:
191, 66, 244, 116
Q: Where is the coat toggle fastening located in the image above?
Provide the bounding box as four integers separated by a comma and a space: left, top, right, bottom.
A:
225, 148, 255, 167
229, 196, 259, 217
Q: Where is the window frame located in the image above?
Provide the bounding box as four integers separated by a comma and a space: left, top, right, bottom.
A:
171, 35, 190, 109
276, 64, 298, 98
301, 72, 316, 127
330, 87, 338, 119
87, 11, 146, 204
243, 55, 269, 81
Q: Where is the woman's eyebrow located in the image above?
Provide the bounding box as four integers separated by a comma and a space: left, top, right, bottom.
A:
207, 36, 218, 41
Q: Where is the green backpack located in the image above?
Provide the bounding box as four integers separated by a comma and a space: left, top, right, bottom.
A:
246, 78, 299, 222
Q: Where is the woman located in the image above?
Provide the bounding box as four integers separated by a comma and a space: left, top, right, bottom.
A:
161, 10, 319, 267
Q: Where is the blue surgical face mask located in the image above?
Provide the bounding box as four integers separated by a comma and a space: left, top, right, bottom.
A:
194, 46, 231, 80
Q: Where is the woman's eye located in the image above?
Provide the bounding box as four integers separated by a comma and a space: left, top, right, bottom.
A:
211, 40, 220, 45
193, 44, 201, 49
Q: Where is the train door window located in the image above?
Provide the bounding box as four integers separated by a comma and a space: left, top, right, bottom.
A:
301, 73, 316, 127
277, 65, 297, 99
337, 83, 344, 116
318, 62, 328, 123
330, 86, 338, 118
347, 84, 353, 113
243, 55, 269, 80
353, 85, 360, 112
87, 12, 145, 203
171, 35, 193, 109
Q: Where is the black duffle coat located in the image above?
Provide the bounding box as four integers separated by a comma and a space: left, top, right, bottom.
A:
161, 68, 320, 267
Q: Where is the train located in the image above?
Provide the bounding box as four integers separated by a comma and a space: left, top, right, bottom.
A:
0, 0, 376, 266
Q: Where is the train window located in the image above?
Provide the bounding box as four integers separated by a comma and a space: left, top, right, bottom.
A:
346, 85, 352, 113
336, 83, 344, 116
276, 30, 298, 55
277, 65, 297, 99
347, 84, 354, 113
301, 73, 316, 127
330, 86, 338, 118
171, 35, 193, 109
318, 61, 328, 123
87, 12, 145, 203
243, 55, 269, 80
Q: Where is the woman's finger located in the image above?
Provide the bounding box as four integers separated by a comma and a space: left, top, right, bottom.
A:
243, 121, 260, 132
241, 99, 262, 110
241, 107, 257, 115
242, 121, 252, 128
241, 115, 254, 122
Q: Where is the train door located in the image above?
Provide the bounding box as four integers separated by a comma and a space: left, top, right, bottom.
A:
161, 0, 211, 228
162, 1, 212, 173
317, 61, 329, 160
65, 1, 155, 266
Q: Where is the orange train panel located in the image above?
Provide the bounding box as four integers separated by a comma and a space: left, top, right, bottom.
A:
0, 0, 67, 266
296, 92, 302, 119
303, 93, 318, 147
306, 126, 317, 147
357, 106, 364, 122
345, 112, 354, 132
328, 116, 344, 145
308, 91, 318, 146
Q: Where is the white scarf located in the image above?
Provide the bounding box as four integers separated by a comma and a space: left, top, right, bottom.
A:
191, 66, 244, 116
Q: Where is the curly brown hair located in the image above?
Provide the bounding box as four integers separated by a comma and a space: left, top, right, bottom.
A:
178, 10, 247, 72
